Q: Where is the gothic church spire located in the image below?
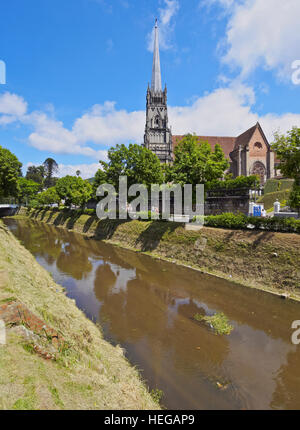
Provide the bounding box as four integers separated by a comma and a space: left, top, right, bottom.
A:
151, 19, 162, 92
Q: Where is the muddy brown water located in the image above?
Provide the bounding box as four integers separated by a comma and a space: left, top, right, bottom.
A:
4, 218, 300, 410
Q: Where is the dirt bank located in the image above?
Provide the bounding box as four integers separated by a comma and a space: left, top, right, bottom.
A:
14, 207, 300, 300
0, 220, 158, 410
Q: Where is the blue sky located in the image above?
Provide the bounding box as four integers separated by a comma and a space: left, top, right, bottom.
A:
0, 0, 300, 178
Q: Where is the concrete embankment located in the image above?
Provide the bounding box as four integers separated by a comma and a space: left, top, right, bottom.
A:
0, 220, 158, 410
14, 207, 300, 300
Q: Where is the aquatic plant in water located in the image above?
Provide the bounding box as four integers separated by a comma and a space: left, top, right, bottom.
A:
194, 312, 233, 335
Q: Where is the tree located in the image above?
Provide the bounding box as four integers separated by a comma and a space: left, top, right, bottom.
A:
167, 135, 229, 185
272, 127, 300, 214
38, 187, 60, 207
100, 143, 164, 191
289, 185, 300, 215
0, 145, 22, 199
17, 178, 41, 204
272, 127, 300, 185
43, 158, 59, 188
93, 168, 108, 195
26, 165, 45, 184
55, 176, 93, 207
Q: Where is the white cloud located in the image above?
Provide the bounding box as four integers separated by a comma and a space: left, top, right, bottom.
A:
23, 111, 106, 159
202, 0, 235, 8
0, 96, 133, 159
73, 102, 145, 145
169, 82, 300, 141
147, 0, 179, 51
57, 163, 102, 179
1, 86, 300, 161
0, 92, 27, 124
210, 0, 300, 79
169, 82, 257, 136
25, 161, 103, 180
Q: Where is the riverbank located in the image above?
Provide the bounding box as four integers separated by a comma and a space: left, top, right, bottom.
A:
12, 207, 300, 301
0, 220, 158, 410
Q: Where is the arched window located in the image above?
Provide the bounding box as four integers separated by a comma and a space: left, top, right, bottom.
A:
251, 161, 266, 184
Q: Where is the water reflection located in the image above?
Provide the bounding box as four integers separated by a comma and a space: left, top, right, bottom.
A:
5, 218, 300, 410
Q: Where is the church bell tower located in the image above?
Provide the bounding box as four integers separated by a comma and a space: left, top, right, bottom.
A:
143, 19, 173, 163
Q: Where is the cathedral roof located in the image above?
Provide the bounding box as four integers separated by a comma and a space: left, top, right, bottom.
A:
172, 123, 271, 160
233, 125, 256, 150
172, 135, 236, 159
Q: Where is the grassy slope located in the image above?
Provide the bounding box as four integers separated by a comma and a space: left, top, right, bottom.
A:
19, 208, 300, 300
257, 189, 292, 210
0, 221, 158, 410
258, 178, 294, 210
264, 178, 294, 194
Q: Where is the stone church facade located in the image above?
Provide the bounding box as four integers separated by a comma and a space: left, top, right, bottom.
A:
144, 21, 275, 183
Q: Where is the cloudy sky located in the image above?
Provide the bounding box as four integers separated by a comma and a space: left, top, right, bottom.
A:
0, 0, 300, 178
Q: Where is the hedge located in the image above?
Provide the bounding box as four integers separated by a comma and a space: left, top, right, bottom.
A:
206, 175, 258, 191
204, 212, 300, 234
257, 189, 292, 210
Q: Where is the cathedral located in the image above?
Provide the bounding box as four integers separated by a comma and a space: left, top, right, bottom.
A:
143, 21, 276, 184
143, 19, 173, 163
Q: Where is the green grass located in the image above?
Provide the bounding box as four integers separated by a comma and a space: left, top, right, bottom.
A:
0, 220, 159, 410
12, 377, 37, 410
49, 386, 64, 408
194, 312, 234, 335
150, 388, 164, 405
257, 179, 294, 210
257, 189, 292, 210
0, 296, 17, 303
264, 179, 294, 194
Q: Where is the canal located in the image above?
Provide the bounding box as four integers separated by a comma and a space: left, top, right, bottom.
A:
4, 218, 300, 410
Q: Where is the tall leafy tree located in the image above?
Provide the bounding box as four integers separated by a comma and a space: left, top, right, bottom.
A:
289, 185, 300, 215
43, 158, 59, 188
38, 187, 61, 207
100, 143, 164, 191
168, 134, 229, 185
272, 127, 300, 214
56, 176, 92, 208
272, 127, 300, 185
26, 165, 45, 184
17, 178, 41, 204
92, 169, 108, 195
0, 145, 22, 199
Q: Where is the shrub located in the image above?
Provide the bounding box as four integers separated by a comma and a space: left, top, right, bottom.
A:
205, 213, 248, 230
28, 199, 41, 209
83, 208, 96, 216
204, 213, 300, 233
206, 175, 258, 191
